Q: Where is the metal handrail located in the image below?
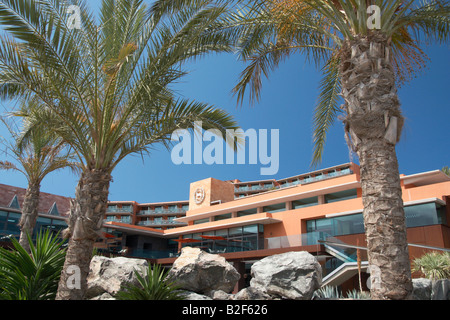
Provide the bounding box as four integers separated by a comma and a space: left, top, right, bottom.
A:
318, 239, 450, 252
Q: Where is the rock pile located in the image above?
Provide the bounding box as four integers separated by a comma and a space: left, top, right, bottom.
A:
86, 248, 323, 300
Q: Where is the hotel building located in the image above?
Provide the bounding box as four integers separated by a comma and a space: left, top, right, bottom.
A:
1, 162, 449, 292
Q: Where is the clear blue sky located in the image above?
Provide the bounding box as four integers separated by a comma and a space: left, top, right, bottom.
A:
0, 1, 449, 204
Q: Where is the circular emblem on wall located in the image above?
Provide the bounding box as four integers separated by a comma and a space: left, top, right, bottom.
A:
194, 187, 205, 204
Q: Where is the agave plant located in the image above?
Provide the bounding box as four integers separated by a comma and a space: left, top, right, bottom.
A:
0, 229, 66, 300
313, 286, 371, 299
412, 251, 450, 281
115, 264, 184, 300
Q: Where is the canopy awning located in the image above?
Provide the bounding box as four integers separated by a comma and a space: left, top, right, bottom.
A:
172, 238, 201, 243
200, 235, 226, 240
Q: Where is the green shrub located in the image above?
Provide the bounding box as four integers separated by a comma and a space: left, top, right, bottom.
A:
0, 230, 66, 300
115, 264, 184, 300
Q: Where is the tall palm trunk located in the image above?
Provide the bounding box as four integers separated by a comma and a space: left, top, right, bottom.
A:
18, 181, 40, 252
340, 32, 413, 300
56, 169, 111, 300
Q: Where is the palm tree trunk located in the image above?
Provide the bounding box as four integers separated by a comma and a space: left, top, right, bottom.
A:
19, 181, 40, 252
340, 32, 413, 300
56, 168, 111, 300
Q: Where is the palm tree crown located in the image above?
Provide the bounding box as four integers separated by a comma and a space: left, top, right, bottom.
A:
0, 0, 241, 299
0, 104, 77, 251
226, 0, 449, 300
230, 0, 449, 162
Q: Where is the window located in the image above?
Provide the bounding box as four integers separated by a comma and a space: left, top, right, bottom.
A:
263, 203, 286, 213
0, 210, 8, 228
237, 208, 257, 217
324, 189, 357, 203
292, 197, 318, 209
334, 214, 365, 235
305, 201, 446, 244
5, 212, 20, 235
193, 218, 209, 225
121, 205, 131, 211
180, 225, 265, 253
35, 217, 52, 230
404, 202, 446, 228
214, 213, 232, 221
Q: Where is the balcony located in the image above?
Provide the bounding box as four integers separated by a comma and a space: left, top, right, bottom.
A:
137, 208, 186, 216
137, 219, 187, 227
106, 206, 133, 214
103, 217, 132, 224
234, 183, 275, 193
278, 168, 353, 189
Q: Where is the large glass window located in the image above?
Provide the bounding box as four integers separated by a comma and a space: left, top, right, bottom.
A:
193, 218, 209, 225
35, 217, 52, 231
292, 197, 318, 209
306, 201, 446, 244
263, 203, 286, 213
5, 212, 20, 236
404, 202, 446, 228
237, 208, 257, 217
334, 214, 365, 235
214, 213, 232, 221
324, 189, 357, 203
0, 211, 8, 230
180, 224, 264, 253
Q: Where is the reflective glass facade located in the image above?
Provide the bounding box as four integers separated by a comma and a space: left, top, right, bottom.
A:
0, 209, 67, 240
180, 224, 264, 254
305, 201, 447, 245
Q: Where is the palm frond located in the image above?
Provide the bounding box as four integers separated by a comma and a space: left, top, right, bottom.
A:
312, 54, 342, 166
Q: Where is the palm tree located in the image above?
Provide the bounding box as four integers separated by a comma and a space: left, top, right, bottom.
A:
0, 108, 78, 253
228, 0, 450, 299
0, 0, 240, 299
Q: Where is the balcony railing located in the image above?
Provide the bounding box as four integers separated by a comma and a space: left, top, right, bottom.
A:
137, 208, 186, 216
103, 217, 132, 224
264, 231, 332, 249
278, 168, 353, 189
234, 184, 274, 193
106, 207, 133, 214
137, 219, 187, 226
234, 168, 353, 195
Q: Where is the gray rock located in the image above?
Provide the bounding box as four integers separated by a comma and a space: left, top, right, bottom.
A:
181, 291, 213, 300
90, 292, 116, 300
432, 279, 450, 300
86, 255, 148, 299
412, 278, 432, 300
233, 287, 272, 300
168, 247, 240, 294
207, 290, 232, 300
250, 251, 322, 300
